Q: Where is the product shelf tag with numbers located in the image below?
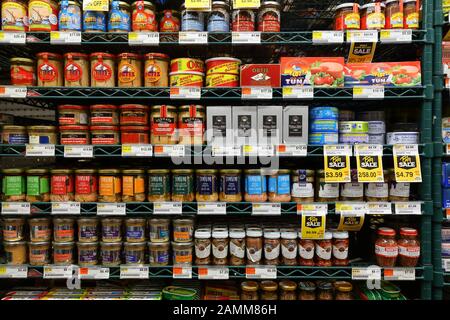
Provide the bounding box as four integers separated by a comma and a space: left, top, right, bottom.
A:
336, 202, 366, 231
122, 144, 152, 157
120, 266, 149, 279
64, 145, 93, 158
367, 202, 392, 215
96, 203, 126, 215
153, 202, 182, 214
276, 144, 307, 156
232, 32, 261, 44
346, 30, 378, 43
1, 202, 30, 215
198, 266, 229, 280
241, 87, 272, 99
353, 86, 384, 99
185, 0, 211, 10
282, 86, 314, 99
170, 87, 201, 99
233, 0, 260, 8
211, 145, 241, 157
0, 86, 27, 98
351, 267, 381, 280
197, 202, 227, 215
179, 31, 208, 44
384, 267, 415, 280
83, 0, 109, 11
380, 29, 412, 43
312, 31, 344, 44
44, 265, 73, 279
323, 145, 352, 183
173, 266, 192, 279
245, 266, 276, 279
252, 203, 281, 215
153, 145, 185, 157
51, 202, 81, 215
50, 31, 82, 44
394, 202, 422, 215
128, 32, 159, 45
299, 204, 327, 239
392, 144, 422, 183
0, 31, 26, 44
0, 265, 28, 278
78, 266, 110, 279
26, 144, 55, 157
354, 144, 384, 182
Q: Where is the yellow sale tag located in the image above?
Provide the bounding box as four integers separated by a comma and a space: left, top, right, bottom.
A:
243, 145, 253, 153
393, 145, 422, 183
0, 33, 4, 40
356, 155, 384, 182
0, 267, 6, 275
282, 87, 293, 95
312, 31, 322, 41
337, 213, 365, 231
233, 0, 260, 9
122, 145, 132, 153
348, 42, 376, 63
301, 214, 326, 239
324, 155, 351, 183
353, 87, 363, 95
185, 0, 211, 10
83, 0, 109, 11
128, 32, 138, 41
50, 32, 60, 40
380, 30, 390, 39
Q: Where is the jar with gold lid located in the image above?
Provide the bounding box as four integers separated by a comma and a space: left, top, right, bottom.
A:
240, 281, 259, 300
334, 281, 353, 300
260, 280, 278, 300
279, 280, 297, 300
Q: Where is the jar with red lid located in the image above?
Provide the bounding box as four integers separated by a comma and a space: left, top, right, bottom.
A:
119, 104, 149, 125
121, 126, 149, 144
332, 231, 349, 266
74, 169, 98, 202
64, 52, 89, 87
334, 3, 360, 30
398, 227, 420, 267
375, 227, 398, 267
90, 105, 119, 125
90, 126, 120, 145
58, 105, 89, 125
50, 169, 74, 202
361, 2, 386, 30
298, 232, 315, 266
257, 1, 281, 32
385, 0, 404, 29
159, 10, 180, 32
232, 9, 255, 31
315, 232, 332, 266
59, 125, 90, 145
403, 0, 419, 29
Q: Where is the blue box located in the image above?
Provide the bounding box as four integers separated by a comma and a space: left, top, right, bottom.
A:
442, 163, 450, 187
443, 188, 450, 208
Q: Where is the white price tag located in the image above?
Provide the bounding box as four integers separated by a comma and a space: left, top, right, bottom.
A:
197, 202, 227, 215
128, 32, 159, 45
212, 146, 241, 157
44, 265, 73, 279
173, 266, 193, 279
153, 145, 185, 157
78, 267, 110, 279
367, 202, 392, 214
393, 144, 419, 156
282, 86, 314, 99
51, 202, 81, 215
0, 32, 26, 44
353, 86, 385, 99
64, 145, 93, 158
246, 266, 277, 279
0, 86, 27, 98
347, 30, 378, 43
276, 144, 307, 156
1, 202, 30, 215
394, 202, 422, 215
447, 144, 450, 155
351, 267, 381, 280
252, 203, 281, 215
97, 203, 126, 215
232, 32, 261, 44
241, 87, 272, 99
50, 31, 82, 44
336, 202, 367, 214
179, 31, 208, 44
312, 30, 344, 44
324, 144, 352, 156
26, 144, 55, 157
257, 145, 274, 156
297, 203, 328, 215
170, 87, 201, 99
444, 259, 450, 272
153, 202, 182, 214
198, 266, 229, 280
354, 144, 383, 156
380, 29, 412, 43
384, 267, 415, 280
0, 265, 28, 278
121, 144, 153, 157
120, 266, 149, 279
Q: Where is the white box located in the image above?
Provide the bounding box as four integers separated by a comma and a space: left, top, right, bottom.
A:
283, 106, 309, 144
206, 106, 233, 146
232, 106, 258, 146
257, 105, 282, 145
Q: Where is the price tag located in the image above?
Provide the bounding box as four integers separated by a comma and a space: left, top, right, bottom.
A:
242, 145, 257, 156
444, 259, 450, 272
50, 31, 82, 44
97, 203, 126, 215
232, 32, 261, 44
257, 145, 274, 156
83, 0, 108, 11
246, 266, 276, 279
197, 202, 227, 215
282, 86, 314, 99
252, 203, 281, 215
346, 30, 378, 43
121, 144, 152, 157
233, 0, 260, 8
351, 267, 381, 280
384, 267, 415, 280
312, 31, 344, 44
353, 86, 385, 99
170, 87, 201, 99
447, 144, 450, 155
0, 265, 28, 278
64, 145, 93, 158
276, 144, 307, 156
394, 202, 422, 215
393, 144, 422, 183
153, 145, 185, 157
0, 32, 26, 44
51, 202, 81, 215
354, 144, 384, 182
241, 87, 272, 99
380, 29, 412, 43
26, 144, 55, 157
185, 0, 211, 10
446, 208, 450, 220
297, 203, 328, 215
367, 202, 392, 215
153, 202, 182, 214
1, 202, 30, 215
44, 265, 73, 279
78, 267, 110, 279
198, 266, 229, 280
179, 31, 208, 44
0, 86, 27, 98
336, 203, 366, 231
323, 145, 352, 183
211, 146, 241, 157
300, 209, 326, 239
120, 266, 149, 279
128, 32, 159, 45
173, 266, 192, 279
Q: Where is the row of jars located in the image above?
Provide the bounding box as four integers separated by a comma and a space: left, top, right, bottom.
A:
0, 168, 412, 203
375, 226, 420, 267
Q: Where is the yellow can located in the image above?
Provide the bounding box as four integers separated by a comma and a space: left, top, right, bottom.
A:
169, 71, 204, 87
205, 73, 239, 87
205, 57, 242, 75
1, 0, 28, 31
170, 58, 204, 73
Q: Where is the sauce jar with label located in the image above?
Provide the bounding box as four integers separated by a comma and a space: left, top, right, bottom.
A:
229, 228, 246, 265
375, 227, 398, 267
246, 227, 263, 264
385, 0, 404, 29
232, 9, 255, 31
91, 126, 120, 145
178, 105, 206, 145
257, 1, 281, 32
74, 169, 97, 202
26, 169, 50, 202
196, 169, 219, 202
77, 242, 98, 266
268, 169, 291, 202
53, 241, 74, 264
2, 218, 25, 241
264, 229, 280, 265
159, 10, 180, 32
29, 241, 50, 265
149, 242, 169, 266
361, 2, 386, 30
315, 231, 332, 266
90, 105, 119, 125
219, 169, 242, 202
125, 218, 146, 242
149, 218, 170, 243
98, 169, 122, 202
291, 169, 315, 203
144, 53, 169, 87
90, 52, 116, 87
332, 231, 349, 266
108, 0, 131, 32
298, 233, 315, 266
260, 281, 278, 300
10, 58, 36, 86
280, 229, 298, 265
389, 169, 410, 201
279, 281, 297, 300
60, 125, 90, 145
365, 170, 389, 201
2, 169, 26, 202
212, 228, 229, 265
173, 218, 194, 243
398, 227, 420, 267
2, 125, 28, 144
50, 169, 74, 202
404, 0, 419, 29
53, 218, 75, 242
195, 228, 212, 265
29, 218, 51, 242
172, 241, 193, 265
240, 281, 259, 300
28, 125, 57, 144
151, 105, 178, 145
147, 169, 171, 201
298, 281, 316, 300
58, 105, 89, 125
122, 169, 146, 202
334, 3, 360, 30
340, 169, 363, 201
244, 169, 267, 202
64, 52, 89, 87
78, 218, 98, 242
118, 53, 142, 88
316, 170, 339, 202
37, 52, 63, 87
172, 169, 195, 202
4, 241, 26, 264
132, 1, 157, 31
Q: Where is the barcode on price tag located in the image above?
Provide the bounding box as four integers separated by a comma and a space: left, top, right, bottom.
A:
153, 145, 185, 157
233, 0, 260, 8
380, 29, 412, 43
128, 32, 159, 45
232, 32, 261, 44
282, 87, 314, 99
324, 144, 352, 156
0, 265, 28, 278
367, 202, 392, 214
64, 145, 93, 158
97, 203, 126, 215
276, 144, 307, 156
384, 267, 415, 280
257, 145, 274, 156
179, 32, 208, 44
44, 265, 73, 279
198, 266, 229, 280
241, 87, 272, 99
78, 267, 110, 279
0, 86, 27, 97
212, 146, 241, 157
51, 202, 81, 214
153, 202, 182, 214
0, 32, 26, 44
312, 31, 344, 44
252, 203, 281, 215
297, 203, 328, 215
122, 144, 153, 157
120, 266, 149, 279
26, 144, 55, 156
170, 87, 201, 99
394, 202, 422, 215
347, 30, 378, 43
50, 31, 82, 44
352, 267, 381, 280
246, 266, 277, 279
353, 86, 384, 99
1, 202, 30, 215
173, 266, 192, 279
197, 202, 227, 215
443, 259, 450, 272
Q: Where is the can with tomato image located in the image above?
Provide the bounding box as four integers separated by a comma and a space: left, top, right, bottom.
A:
170, 58, 204, 73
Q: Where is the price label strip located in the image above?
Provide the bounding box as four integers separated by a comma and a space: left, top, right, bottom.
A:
51, 202, 81, 215
346, 30, 378, 43
444, 259, 450, 272
232, 32, 261, 44
197, 202, 227, 215
354, 144, 384, 182
1, 202, 30, 215
122, 144, 153, 157
241, 87, 272, 99
0, 265, 28, 278
64, 145, 93, 158
153, 145, 185, 157
312, 31, 344, 44
323, 145, 352, 183
128, 32, 159, 45
179, 31, 208, 44
393, 144, 422, 183
97, 203, 126, 215
300, 205, 327, 239
246, 266, 276, 279
252, 203, 281, 215
153, 202, 182, 214
44, 265, 73, 279
336, 202, 366, 231
198, 266, 229, 280
351, 267, 381, 280
242, 145, 258, 156
394, 202, 422, 215
170, 87, 201, 99
233, 0, 260, 8
26, 144, 56, 157
120, 266, 149, 279
276, 144, 307, 156
82, 0, 109, 11
257, 145, 274, 156
0, 86, 27, 98
367, 202, 392, 215
0, 32, 26, 44
353, 86, 384, 99
173, 266, 193, 279
384, 267, 415, 280
78, 267, 110, 279
185, 0, 211, 10
446, 144, 450, 155
50, 31, 82, 44
211, 146, 241, 157
380, 29, 412, 43
282, 87, 314, 99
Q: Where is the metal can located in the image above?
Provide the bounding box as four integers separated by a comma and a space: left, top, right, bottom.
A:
205, 57, 241, 75
131, 0, 157, 31
159, 9, 180, 32
205, 73, 239, 87
1, 0, 28, 31
170, 58, 204, 73
83, 11, 106, 32
257, 1, 281, 32
108, 0, 131, 32
181, 3, 205, 31
207, 1, 230, 32
58, 0, 81, 31
169, 71, 204, 87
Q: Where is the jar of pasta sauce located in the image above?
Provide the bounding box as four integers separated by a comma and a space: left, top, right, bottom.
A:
398, 227, 420, 267
404, 0, 419, 29
257, 1, 281, 32
315, 232, 332, 267
121, 126, 149, 144
159, 10, 180, 32
298, 232, 315, 266
120, 104, 149, 125
90, 105, 119, 125
10, 58, 36, 86
334, 3, 360, 30
332, 231, 349, 266
232, 9, 255, 31
361, 2, 386, 29
132, 1, 157, 31
375, 227, 398, 267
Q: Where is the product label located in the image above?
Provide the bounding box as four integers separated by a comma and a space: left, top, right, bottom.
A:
172, 176, 193, 195
389, 12, 403, 28
237, 115, 253, 137
152, 117, 176, 136
341, 183, 364, 197
257, 9, 280, 32
268, 175, 290, 195
7, 133, 28, 144
398, 245, 420, 257
51, 176, 72, 195
245, 175, 267, 195
179, 117, 204, 136
195, 243, 211, 259
99, 176, 120, 196
213, 243, 229, 259
1, 2, 28, 31
212, 115, 227, 137
126, 251, 142, 264
375, 244, 398, 257
29, 1, 58, 31
83, 11, 106, 31
196, 175, 216, 195
126, 226, 144, 240
27, 176, 49, 196
220, 176, 240, 195
333, 244, 349, 260
145, 62, 162, 83
79, 249, 96, 263
366, 12, 385, 29
390, 182, 410, 197
61, 133, 89, 145
123, 176, 144, 196
281, 242, 298, 259
118, 62, 137, 83
59, 1, 81, 31
344, 12, 360, 29
315, 243, 332, 260
103, 226, 120, 239
31, 226, 50, 240
230, 242, 245, 259
11, 66, 34, 85
148, 176, 170, 196
91, 133, 116, 145
366, 183, 389, 198
132, 1, 156, 31
80, 226, 97, 240
30, 249, 48, 263
264, 243, 280, 260
38, 61, 58, 82
318, 183, 339, 198
262, 115, 278, 137
246, 247, 262, 263
288, 115, 304, 137
75, 175, 96, 194
405, 13, 419, 28
92, 61, 113, 82
292, 183, 314, 198
109, 3, 130, 31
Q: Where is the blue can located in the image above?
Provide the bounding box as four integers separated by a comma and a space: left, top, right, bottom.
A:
58, 0, 82, 31
108, 0, 131, 32
83, 11, 107, 32
309, 133, 339, 145
310, 120, 339, 133
310, 106, 339, 120
181, 4, 205, 31
207, 1, 230, 32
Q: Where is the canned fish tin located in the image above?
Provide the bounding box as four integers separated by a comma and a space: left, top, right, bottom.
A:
386, 132, 419, 145
338, 121, 369, 134
170, 71, 204, 87
2, 0, 28, 31
205, 57, 241, 75
310, 120, 339, 133
108, 0, 131, 32
309, 133, 339, 145
58, 0, 81, 31
205, 73, 239, 87
83, 11, 106, 32
368, 121, 386, 134
339, 133, 369, 144
368, 133, 385, 144
207, 1, 230, 32
170, 58, 204, 73
310, 107, 339, 120
181, 3, 205, 31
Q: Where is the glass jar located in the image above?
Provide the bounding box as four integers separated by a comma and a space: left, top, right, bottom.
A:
172, 241, 193, 265
4, 241, 27, 264
147, 169, 171, 202
144, 53, 170, 87
232, 9, 255, 31
257, 1, 281, 32
83, 11, 106, 32
63, 52, 89, 87
26, 169, 50, 202
124, 242, 146, 264
365, 170, 389, 201
334, 3, 360, 30
240, 281, 258, 300
291, 169, 315, 203
122, 169, 146, 202
125, 218, 146, 242
53, 218, 75, 242
53, 241, 75, 265
100, 242, 122, 266
28, 0, 58, 31
196, 169, 219, 202
361, 2, 386, 30
389, 169, 410, 201
280, 229, 297, 266
2, 218, 25, 241
332, 231, 349, 266
58, 105, 89, 125
244, 169, 267, 202
1, 125, 28, 144
102, 218, 122, 242
212, 228, 229, 265
375, 227, 398, 267
149, 242, 170, 266
298, 281, 316, 300
207, 1, 229, 32
29, 241, 50, 265
159, 9, 180, 32
74, 169, 98, 202
298, 233, 315, 266
268, 169, 291, 202
317, 281, 334, 300
2, 0, 28, 32
150, 105, 178, 145
403, 0, 419, 29
59, 125, 90, 145
2, 169, 25, 202
117, 53, 142, 88
119, 104, 149, 125
246, 227, 263, 264
58, 0, 81, 31
91, 125, 120, 145
108, 0, 131, 32
90, 53, 116, 87
10, 57, 36, 86
149, 218, 170, 243
98, 169, 122, 202
77, 242, 98, 266
121, 126, 149, 144
385, 0, 404, 29
398, 227, 420, 267
36, 52, 63, 86
316, 170, 339, 202
279, 281, 297, 300
264, 229, 280, 265
181, 3, 205, 31
340, 169, 363, 201
171, 169, 195, 202
78, 218, 99, 243
131, 0, 157, 31
260, 280, 278, 300
229, 228, 246, 266
29, 218, 51, 242
173, 218, 194, 242
28, 125, 57, 144
178, 104, 205, 145
50, 169, 74, 202
315, 231, 333, 267
195, 228, 212, 265
334, 281, 353, 300
219, 169, 242, 202
90, 104, 119, 125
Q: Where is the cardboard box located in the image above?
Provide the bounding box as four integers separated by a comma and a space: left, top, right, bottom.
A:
232, 106, 257, 146
257, 106, 283, 145
283, 106, 308, 144
206, 106, 232, 146
280, 57, 345, 87
240, 64, 281, 87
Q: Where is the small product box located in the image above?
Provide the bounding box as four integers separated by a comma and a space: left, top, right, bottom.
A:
240, 64, 281, 87
257, 105, 283, 145
442, 162, 450, 188
283, 105, 308, 144
443, 187, 450, 209
232, 106, 258, 146
206, 106, 232, 146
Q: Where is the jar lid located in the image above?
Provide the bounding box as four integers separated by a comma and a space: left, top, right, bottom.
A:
120, 104, 149, 111
77, 241, 99, 247
90, 52, 116, 59
58, 104, 88, 111
102, 218, 122, 223
229, 228, 245, 238
281, 230, 297, 240
195, 229, 211, 239
122, 169, 145, 174
403, 0, 417, 3
211, 1, 229, 8
261, 1, 281, 8
36, 52, 63, 59
246, 227, 262, 237
205, 57, 241, 64
334, 2, 360, 10
26, 169, 49, 174
332, 231, 349, 239
90, 125, 119, 131
219, 169, 241, 174
10, 57, 34, 64
299, 281, 316, 291
318, 281, 333, 290
173, 218, 194, 225
131, 0, 155, 9
90, 104, 117, 110
196, 169, 218, 174
124, 241, 146, 247
361, 3, 386, 9
241, 281, 258, 291
179, 105, 205, 112
60, 125, 89, 131
78, 217, 98, 223
2, 125, 27, 131
73, 169, 96, 175
152, 105, 177, 111
212, 229, 228, 238
51, 169, 73, 174
378, 227, 396, 236
126, 218, 146, 223
169, 71, 205, 76
52, 241, 75, 246
279, 280, 297, 291
171, 241, 193, 248
264, 230, 280, 239
29, 217, 50, 223
245, 169, 262, 175
335, 281, 353, 292
400, 227, 418, 236
148, 241, 170, 248
28, 241, 50, 246
27, 125, 56, 131
98, 169, 121, 174
2, 217, 25, 222
149, 218, 170, 224
53, 217, 75, 223
322, 232, 333, 240
4, 241, 26, 246
101, 241, 122, 247
118, 1, 130, 7
145, 53, 170, 60
147, 169, 170, 174
260, 280, 278, 291
172, 169, 194, 174
64, 52, 89, 59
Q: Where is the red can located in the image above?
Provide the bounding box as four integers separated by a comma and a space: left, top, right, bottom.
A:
119, 104, 149, 125
121, 126, 149, 144
60, 125, 90, 145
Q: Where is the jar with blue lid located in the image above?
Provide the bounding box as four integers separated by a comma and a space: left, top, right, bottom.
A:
108, 0, 131, 32
245, 169, 267, 202
83, 11, 107, 32
181, 3, 205, 31
58, 0, 82, 31
268, 169, 291, 202
310, 106, 339, 120
207, 1, 230, 32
